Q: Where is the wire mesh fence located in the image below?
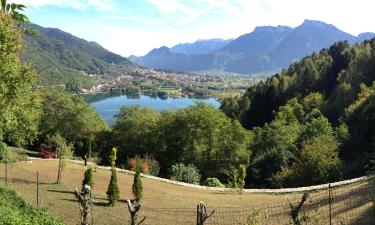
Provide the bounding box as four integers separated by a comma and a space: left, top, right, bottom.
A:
0, 161, 374, 225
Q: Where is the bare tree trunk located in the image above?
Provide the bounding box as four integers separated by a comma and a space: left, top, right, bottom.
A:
75, 186, 92, 225
127, 199, 146, 225
57, 157, 62, 183
197, 202, 214, 225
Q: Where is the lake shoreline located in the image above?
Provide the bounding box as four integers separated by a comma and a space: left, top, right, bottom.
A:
87, 93, 221, 125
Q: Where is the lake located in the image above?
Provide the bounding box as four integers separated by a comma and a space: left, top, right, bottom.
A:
87, 93, 221, 125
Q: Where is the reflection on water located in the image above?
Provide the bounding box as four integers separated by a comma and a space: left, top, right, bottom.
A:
87, 94, 220, 125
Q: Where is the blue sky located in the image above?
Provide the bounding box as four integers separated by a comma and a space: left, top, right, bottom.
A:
17, 0, 375, 56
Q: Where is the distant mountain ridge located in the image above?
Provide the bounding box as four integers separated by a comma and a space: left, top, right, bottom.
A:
171, 38, 232, 55
130, 20, 375, 75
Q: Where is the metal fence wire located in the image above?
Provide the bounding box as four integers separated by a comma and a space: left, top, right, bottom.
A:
1, 162, 375, 225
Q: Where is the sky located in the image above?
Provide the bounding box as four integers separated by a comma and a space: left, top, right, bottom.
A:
16, 0, 375, 57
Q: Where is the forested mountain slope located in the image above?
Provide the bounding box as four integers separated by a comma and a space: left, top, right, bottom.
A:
22, 24, 136, 90
221, 38, 375, 187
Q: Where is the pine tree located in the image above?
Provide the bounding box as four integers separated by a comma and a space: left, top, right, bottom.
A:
106, 147, 120, 206
82, 167, 93, 190
238, 164, 246, 193
132, 159, 143, 201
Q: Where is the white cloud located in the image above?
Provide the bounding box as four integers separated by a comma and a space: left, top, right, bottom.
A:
146, 0, 194, 14
101, 15, 168, 25
14, 0, 116, 11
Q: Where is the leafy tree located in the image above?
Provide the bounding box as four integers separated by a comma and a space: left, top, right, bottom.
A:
0, 0, 32, 32
286, 137, 342, 186
50, 134, 73, 184
38, 91, 108, 155
156, 103, 250, 180
0, 142, 9, 163
82, 167, 93, 190
0, 7, 40, 147
112, 106, 159, 164
107, 147, 119, 206
238, 164, 246, 192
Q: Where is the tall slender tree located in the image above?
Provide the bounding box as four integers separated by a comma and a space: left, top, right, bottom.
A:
106, 147, 120, 206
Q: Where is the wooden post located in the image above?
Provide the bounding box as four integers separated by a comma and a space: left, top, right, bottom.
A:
289, 193, 309, 225
196, 202, 214, 225
36, 171, 39, 207
127, 199, 146, 225
5, 162, 8, 186
328, 183, 332, 225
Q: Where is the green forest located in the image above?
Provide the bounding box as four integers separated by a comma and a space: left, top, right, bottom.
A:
2, 2, 375, 190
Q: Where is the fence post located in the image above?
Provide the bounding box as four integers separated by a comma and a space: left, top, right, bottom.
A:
196, 204, 200, 225
196, 202, 214, 225
5, 162, 8, 186
36, 171, 39, 207
328, 183, 332, 225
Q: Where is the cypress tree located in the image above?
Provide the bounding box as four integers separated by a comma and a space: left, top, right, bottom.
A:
232, 174, 238, 189
82, 167, 93, 189
106, 147, 120, 206
107, 168, 120, 206
238, 164, 246, 193
132, 160, 143, 201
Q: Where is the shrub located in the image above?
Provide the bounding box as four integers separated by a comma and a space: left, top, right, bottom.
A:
204, 178, 224, 188
0, 186, 64, 225
148, 160, 160, 176
170, 163, 201, 184
128, 155, 160, 176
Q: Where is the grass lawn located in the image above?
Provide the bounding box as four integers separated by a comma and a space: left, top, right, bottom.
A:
0, 160, 373, 225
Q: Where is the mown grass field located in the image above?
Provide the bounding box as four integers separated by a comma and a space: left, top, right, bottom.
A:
0, 159, 373, 225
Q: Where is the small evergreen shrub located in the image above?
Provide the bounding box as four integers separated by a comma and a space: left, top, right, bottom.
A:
170, 163, 201, 184
132, 161, 143, 201
82, 167, 93, 189
204, 178, 224, 188
232, 174, 238, 189
106, 168, 120, 206
106, 147, 120, 206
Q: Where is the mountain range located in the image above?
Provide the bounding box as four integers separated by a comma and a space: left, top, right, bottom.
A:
129, 20, 375, 75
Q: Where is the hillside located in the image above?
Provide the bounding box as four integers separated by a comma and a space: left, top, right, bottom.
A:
22, 24, 137, 90
221, 37, 375, 186
130, 20, 375, 75
3, 159, 372, 225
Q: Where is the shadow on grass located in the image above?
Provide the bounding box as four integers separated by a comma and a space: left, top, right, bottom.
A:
47, 189, 75, 194
0, 177, 51, 185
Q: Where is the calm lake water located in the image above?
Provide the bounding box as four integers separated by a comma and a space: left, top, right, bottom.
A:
87, 94, 221, 125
